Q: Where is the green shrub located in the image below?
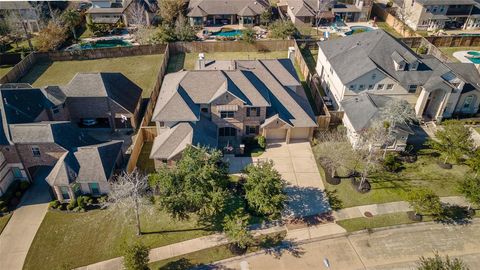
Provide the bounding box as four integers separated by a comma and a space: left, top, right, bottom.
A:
77, 196, 87, 210
123, 242, 150, 270
19, 181, 30, 191
97, 195, 108, 204
15, 191, 22, 197
0, 200, 5, 208
0, 206, 8, 213
383, 153, 402, 172
49, 200, 60, 209
418, 46, 428, 55
257, 135, 266, 149
67, 199, 77, 211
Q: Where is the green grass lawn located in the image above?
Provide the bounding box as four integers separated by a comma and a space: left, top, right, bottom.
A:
376, 22, 403, 38
313, 147, 470, 208
0, 213, 12, 234
19, 54, 164, 98
148, 231, 286, 269
0, 65, 13, 78
137, 142, 155, 174
24, 209, 211, 270
337, 212, 434, 232
168, 51, 288, 72
438, 46, 480, 62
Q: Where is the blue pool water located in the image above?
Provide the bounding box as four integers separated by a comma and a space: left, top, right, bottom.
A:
466, 51, 480, 64
213, 30, 243, 37
68, 39, 132, 50
345, 26, 374, 35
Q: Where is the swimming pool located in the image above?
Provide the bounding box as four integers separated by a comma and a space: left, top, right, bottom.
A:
212, 29, 243, 37
466, 51, 480, 64
345, 26, 374, 35
68, 39, 132, 50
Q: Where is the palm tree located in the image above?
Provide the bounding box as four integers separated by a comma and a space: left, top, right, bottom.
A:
62, 9, 81, 40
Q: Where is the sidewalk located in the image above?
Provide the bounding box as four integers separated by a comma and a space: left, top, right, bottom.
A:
74, 196, 469, 270
75, 225, 286, 270
333, 196, 468, 221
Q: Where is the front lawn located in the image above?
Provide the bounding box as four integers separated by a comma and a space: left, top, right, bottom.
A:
337, 212, 434, 232
438, 46, 480, 62
0, 213, 12, 234
24, 209, 211, 270
0, 65, 13, 78
148, 231, 286, 269
19, 54, 164, 97
313, 146, 470, 208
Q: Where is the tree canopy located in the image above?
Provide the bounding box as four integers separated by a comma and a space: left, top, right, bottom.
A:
244, 160, 286, 219
427, 121, 473, 164
159, 0, 185, 25
122, 242, 150, 270
417, 252, 470, 270
223, 209, 253, 249
458, 175, 480, 209
269, 20, 297, 39
407, 188, 443, 216
149, 146, 230, 223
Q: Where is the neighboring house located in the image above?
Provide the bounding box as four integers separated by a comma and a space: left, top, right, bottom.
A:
0, 72, 140, 200
150, 57, 317, 167
186, 0, 269, 27
278, 0, 372, 26
399, 0, 480, 31
341, 93, 414, 151
316, 29, 480, 124
0, 1, 42, 33
86, 0, 158, 26
63, 73, 143, 130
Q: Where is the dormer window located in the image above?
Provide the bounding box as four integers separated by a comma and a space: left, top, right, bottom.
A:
410, 61, 419, 71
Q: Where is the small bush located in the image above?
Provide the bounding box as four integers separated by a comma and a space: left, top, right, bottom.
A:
257, 135, 266, 149
77, 196, 87, 210
98, 195, 108, 204
0, 200, 5, 208
67, 199, 77, 211
15, 191, 22, 198
49, 200, 60, 209
123, 242, 150, 270
383, 153, 402, 172
0, 206, 8, 213
19, 181, 30, 191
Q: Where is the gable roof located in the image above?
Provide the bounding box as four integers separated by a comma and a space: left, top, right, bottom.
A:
65, 73, 142, 113
150, 119, 218, 160
46, 140, 123, 186
341, 93, 414, 134
154, 59, 316, 128
319, 30, 476, 92
9, 121, 97, 150
0, 87, 55, 124
187, 0, 268, 16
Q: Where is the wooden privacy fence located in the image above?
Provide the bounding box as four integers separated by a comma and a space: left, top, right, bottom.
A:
170, 40, 295, 53
371, 3, 419, 38
0, 53, 38, 84
46, 44, 167, 61
127, 44, 170, 173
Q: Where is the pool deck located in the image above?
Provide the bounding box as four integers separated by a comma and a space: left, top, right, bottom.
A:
453, 50, 479, 64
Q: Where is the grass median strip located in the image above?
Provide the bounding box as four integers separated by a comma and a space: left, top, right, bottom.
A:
0, 213, 12, 234
337, 212, 434, 232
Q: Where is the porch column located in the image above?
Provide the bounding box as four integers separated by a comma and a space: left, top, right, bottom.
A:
415, 89, 430, 118
435, 91, 451, 122
286, 128, 291, 144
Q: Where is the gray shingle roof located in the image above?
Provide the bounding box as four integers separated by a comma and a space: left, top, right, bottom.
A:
150, 118, 217, 160
65, 73, 142, 113
286, 0, 318, 17
9, 121, 97, 150
187, 0, 268, 17
319, 30, 477, 91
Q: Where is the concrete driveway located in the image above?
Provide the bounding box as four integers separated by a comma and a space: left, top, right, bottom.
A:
0, 168, 52, 270
225, 140, 330, 218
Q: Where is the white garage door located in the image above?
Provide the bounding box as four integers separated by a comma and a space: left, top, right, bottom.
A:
290, 128, 311, 140
265, 128, 287, 140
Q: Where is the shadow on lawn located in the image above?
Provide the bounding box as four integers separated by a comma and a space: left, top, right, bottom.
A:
18, 60, 52, 84
435, 204, 474, 225
141, 227, 209, 235
167, 53, 186, 73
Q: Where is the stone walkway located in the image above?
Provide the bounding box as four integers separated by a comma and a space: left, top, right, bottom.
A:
333, 196, 468, 221
0, 170, 52, 270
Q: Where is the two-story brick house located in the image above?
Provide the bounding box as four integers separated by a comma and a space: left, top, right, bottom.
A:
150, 58, 317, 168
0, 72, 140, 201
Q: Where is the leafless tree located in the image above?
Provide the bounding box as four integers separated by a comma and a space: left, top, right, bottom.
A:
4, 11, 34, 51
315, 128, 359, 178
128, 2, 147, 26
314, 0, 335, 35
106, 171, 152, 236
356, 122, 389, 188
393, 2, 414, 36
